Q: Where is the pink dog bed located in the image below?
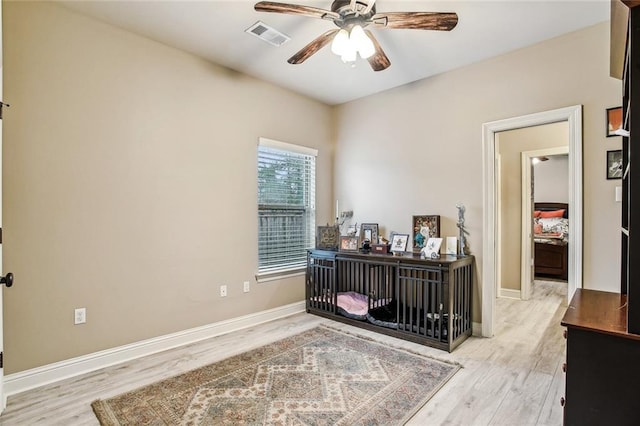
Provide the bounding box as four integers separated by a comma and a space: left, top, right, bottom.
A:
312, 291, 388, 320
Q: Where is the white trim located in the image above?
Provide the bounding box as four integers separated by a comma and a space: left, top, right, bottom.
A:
4, 301, 306, 398
258, 137, 318, 157
482, 105, 583, 337
521, 151, 533, 301
255, 268, 305, 283
520, 147, 569, 301
499, 288, 522, 300
496, 153, 502, 299
0, 0, 5, 412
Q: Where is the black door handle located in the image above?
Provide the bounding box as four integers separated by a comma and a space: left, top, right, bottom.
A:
1, 273, 14, 287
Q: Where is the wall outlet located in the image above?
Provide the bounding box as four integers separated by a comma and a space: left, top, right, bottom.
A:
74, 308, 86, 325
243, 281, 250, 293
220, 285, 227, 297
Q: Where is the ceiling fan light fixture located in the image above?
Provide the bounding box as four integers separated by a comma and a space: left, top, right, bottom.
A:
350, 24, 375, 59
331, 25, 374, 63
331, 28, 350, 55
340, 45, 357, 63
254, 1, 458, 72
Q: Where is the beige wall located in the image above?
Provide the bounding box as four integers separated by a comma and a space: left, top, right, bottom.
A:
496, 123, 568, 291
2, 2, 625, 375
3, 2, 334, 373
535, 155, 569, 203
334, 22, 622, 321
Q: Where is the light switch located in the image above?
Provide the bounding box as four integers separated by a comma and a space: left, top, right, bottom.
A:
616, 186, 622, 203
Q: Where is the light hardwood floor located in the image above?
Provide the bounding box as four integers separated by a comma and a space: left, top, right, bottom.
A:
0, 280, 567, 425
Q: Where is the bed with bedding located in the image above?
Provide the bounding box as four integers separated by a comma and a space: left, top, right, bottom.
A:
533, 202, 568, 281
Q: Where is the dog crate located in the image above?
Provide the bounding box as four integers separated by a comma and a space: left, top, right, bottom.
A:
306, 249, 474, 352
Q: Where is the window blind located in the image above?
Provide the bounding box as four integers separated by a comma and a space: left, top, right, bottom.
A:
258, 139, 316, 274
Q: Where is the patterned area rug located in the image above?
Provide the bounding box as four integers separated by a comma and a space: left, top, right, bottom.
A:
92, 326, 460, 425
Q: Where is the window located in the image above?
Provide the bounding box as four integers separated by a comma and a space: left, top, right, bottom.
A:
257, 138, 316, 275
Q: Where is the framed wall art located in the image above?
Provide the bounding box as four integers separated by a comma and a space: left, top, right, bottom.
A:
360, 223, 379, 244
390, 233, 409, 253
339, 236, 359, 252
606, 106, 623, 137
316, 225, 340, 250
607, 149, 623, 180
412, 215, 441, 249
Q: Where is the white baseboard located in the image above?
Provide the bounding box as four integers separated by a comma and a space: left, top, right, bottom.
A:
4, 301, 306, 398
499, 288, 522, 299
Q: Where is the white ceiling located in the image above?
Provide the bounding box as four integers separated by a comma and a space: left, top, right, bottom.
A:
59, 0, 610, 105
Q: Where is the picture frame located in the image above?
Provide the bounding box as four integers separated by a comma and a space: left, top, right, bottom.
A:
445, 236, 458, 256
606, 106, 623, 137
607, 149, 623, 180
316, 225, 340, 250
339, 236, 360, 252
390, 233, 409, 253
389, 231, 398, 244
422, 238, 443, 259
412, 215, 441, 249
360, 223, 379, 244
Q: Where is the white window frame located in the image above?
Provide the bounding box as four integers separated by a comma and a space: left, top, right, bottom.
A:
256, 137, 317, 282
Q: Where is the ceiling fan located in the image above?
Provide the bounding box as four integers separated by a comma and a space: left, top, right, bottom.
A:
254, 0, 458, 71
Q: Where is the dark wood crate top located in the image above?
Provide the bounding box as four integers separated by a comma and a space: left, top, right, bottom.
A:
561, 288, 640, 340
309, 249, 473, 267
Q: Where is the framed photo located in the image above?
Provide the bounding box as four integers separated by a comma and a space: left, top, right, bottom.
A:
339, 236, 359, 252
445, 237, 457, 255
422, 238, 443, 259
316, 225, 340, 250
412, 215, 441, 249
389, 231, 398, 244
360, 223, 379, 244
606, 106, 623, 137
607, 149, 623, 180
390, 233, 409, 253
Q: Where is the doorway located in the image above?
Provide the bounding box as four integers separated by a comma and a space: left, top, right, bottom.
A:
481, 105, 583, 337
494, 123, 569, 301
521, 148, 569, 301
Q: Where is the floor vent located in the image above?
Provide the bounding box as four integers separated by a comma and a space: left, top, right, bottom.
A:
245, 21, 291, 47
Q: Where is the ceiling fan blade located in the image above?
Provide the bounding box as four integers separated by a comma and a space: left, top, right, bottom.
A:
364, 30, 390, 72
372, 12, 458, 31
255, 1, 339, 20
288, 29, 339, 65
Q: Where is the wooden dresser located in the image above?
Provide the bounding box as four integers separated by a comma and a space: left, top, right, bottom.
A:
561, 289, 640, 425
534, 240, 568, 280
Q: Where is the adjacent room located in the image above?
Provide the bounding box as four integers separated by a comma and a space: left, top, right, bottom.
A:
0, 0, 635, 424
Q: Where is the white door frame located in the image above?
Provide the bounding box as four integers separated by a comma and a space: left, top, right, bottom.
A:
0, 0, 5, 409
496, 153, 503, 296
482, 105, 583, 337
520, 147, 569, 301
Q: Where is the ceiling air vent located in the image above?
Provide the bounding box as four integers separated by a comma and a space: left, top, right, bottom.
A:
245, 21, 291, 47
